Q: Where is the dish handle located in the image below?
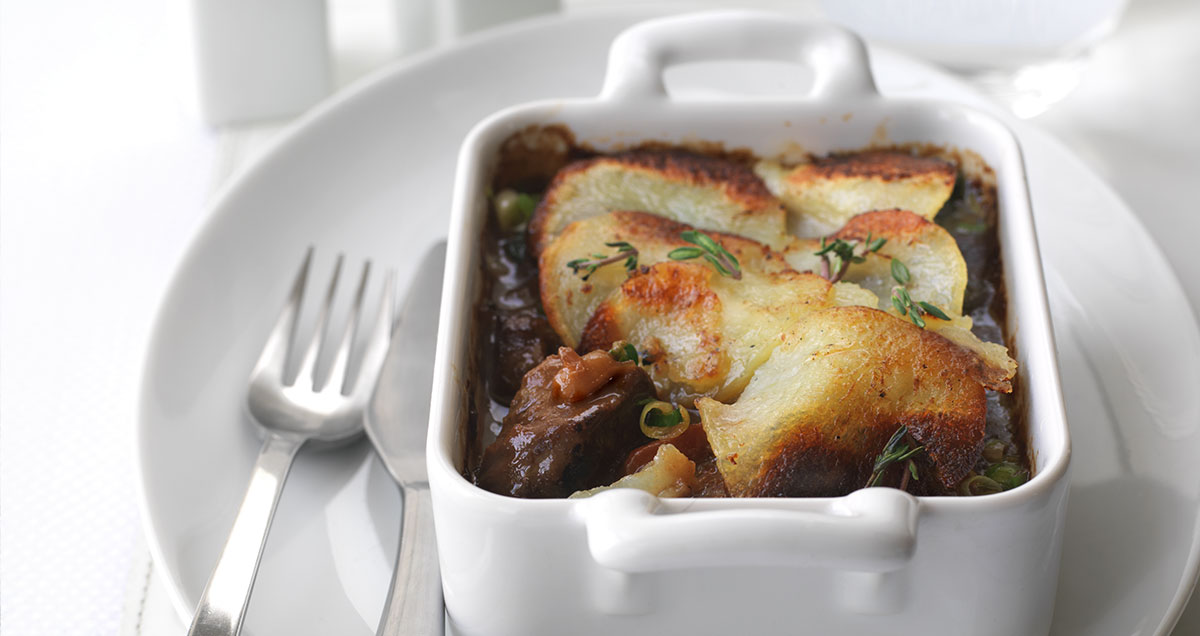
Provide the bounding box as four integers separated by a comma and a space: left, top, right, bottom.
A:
577, 488, 918, 615
599, 10, 878, 102
578, 487, 917, 574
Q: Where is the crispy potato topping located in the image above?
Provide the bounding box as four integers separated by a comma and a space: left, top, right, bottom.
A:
530, 150, 789, 257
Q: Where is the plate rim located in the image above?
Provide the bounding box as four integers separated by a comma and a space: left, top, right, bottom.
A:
1011, 122, 1200, 636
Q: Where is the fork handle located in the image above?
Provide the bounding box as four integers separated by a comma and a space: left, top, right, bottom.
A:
188, 434, 304, 636
377, 483, 443, 636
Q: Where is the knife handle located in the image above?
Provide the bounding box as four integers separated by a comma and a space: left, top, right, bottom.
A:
378, 484, 444, 636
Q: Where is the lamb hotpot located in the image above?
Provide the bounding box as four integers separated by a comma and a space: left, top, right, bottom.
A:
425, 12, 1070, 636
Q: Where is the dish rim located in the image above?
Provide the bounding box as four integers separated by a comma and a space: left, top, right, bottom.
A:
428, 91, 1071, 515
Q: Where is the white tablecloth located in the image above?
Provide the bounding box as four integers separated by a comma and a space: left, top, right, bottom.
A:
1, 0, 1197, 634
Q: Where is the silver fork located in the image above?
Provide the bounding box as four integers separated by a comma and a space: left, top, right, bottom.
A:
188, 249, 395, 636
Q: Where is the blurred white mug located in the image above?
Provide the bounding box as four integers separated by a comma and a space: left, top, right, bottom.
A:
822, 0, 1128, 71
395, 0, 561, 56
821, 0, 1130, 116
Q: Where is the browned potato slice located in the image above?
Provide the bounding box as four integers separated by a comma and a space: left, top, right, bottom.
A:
924, 319, 1015, 392
756, 151, 956, 237
578, 262, 874, 406
785, 209, 968, 315
697, 306, 989, 497
783, 210, 1013, 390
569, 444, 698, 499
529, 151, 789, 257
540, 211, 791, 348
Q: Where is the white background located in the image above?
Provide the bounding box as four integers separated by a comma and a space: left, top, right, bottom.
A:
1, 0, 214, 633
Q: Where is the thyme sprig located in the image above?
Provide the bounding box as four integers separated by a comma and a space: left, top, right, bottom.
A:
891, 258, 911, 285
866, 425, 925, 490
813, 234, 886, 283
668, 231, 742, 279
888, 258, 950, 329
566, 241, 639, 281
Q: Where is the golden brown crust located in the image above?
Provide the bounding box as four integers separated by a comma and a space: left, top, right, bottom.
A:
530, 150, 786, 257
822, 209, 1013, 390
577, 255, 837, 406
602, 150, 779, 205
757, 150, 959, 236
539, 210, 792, 348
699, 306, 989, 497
755, 320, 987, 495
832, 208, 935, 241
578, 303, 622, 353
591, 210, 698, 246
790, 151, 956, 185
579, 262, 721, 359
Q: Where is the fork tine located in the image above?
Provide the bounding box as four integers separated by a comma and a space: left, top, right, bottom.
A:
295, 253, 344, 390
324, 260, 372, 395
351, 268, 396, 401
250, 248, 313, 385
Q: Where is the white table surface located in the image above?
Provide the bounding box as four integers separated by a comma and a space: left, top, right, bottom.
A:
1, 0, 1197, 634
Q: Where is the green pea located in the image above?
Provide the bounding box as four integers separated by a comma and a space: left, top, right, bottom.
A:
984, 462, 1028, 490
493, 189, 523, 231
982, 439, 1006, 464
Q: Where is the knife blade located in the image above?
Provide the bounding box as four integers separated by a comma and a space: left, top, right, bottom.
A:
365, 240, 446, 636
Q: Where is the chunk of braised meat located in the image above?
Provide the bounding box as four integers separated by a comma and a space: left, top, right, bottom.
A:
477, 347, 657, 498
491, 307, 561, 403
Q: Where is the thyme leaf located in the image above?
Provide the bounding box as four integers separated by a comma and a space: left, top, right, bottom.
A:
669, 230, 742, 279
909, 308, 927, 329
917, 301, 951, 321
667, 246, 704, 260
566, 241, 639, 280
866, 425, 925, 489
888, 258, 950, 329
814, 234, 886, 283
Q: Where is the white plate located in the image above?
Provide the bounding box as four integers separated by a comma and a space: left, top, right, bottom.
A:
137, 9, 1200, 636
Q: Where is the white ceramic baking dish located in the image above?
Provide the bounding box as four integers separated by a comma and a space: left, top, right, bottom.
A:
428, 11, 1070, 636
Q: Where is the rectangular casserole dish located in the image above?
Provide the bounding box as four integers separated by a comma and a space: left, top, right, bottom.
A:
428, 11, 1070, 636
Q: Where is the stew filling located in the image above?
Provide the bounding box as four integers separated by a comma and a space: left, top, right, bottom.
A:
464, 126, 1028, 499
